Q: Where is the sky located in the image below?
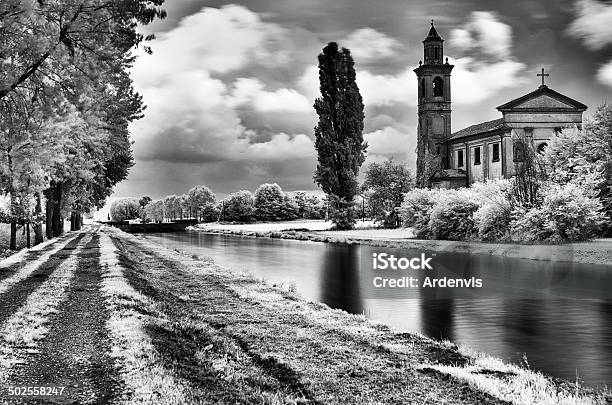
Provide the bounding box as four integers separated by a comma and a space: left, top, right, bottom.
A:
111, 0, 612, 201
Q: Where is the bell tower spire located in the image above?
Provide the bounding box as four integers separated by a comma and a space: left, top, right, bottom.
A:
413, 21, 454, 187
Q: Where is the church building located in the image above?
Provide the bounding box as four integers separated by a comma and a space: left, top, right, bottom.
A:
414, 23, 587, 189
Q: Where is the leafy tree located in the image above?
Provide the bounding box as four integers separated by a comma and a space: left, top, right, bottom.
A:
0, 0, 165, 248
221, 190, 254, 223
110, 198, 140, 222
253, 183, 299, 221
187, 185, 216, 222
313, 42, 366, 230
139, 196, 153, 207
144, 199, 165, 223
361, 160, 413, 228
544, 103, 612, 234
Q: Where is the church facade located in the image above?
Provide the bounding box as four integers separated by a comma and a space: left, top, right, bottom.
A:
414, 24, 587, 189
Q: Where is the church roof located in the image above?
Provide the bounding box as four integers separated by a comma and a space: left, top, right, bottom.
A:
496, 85, 587, 112
423, 24, 443, 42
448, 118, 506, 141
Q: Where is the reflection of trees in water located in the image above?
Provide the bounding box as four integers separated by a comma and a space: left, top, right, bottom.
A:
319, 244, 363, 315
419, 299, 455, 341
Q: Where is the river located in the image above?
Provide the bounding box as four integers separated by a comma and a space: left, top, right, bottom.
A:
142, 231, 612, 388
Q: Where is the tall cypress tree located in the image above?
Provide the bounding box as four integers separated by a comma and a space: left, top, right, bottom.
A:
313, 42, 366, 230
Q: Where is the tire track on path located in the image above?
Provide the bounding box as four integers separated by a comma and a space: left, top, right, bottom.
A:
0, 231, 85, 299
98, 231, 189, 404
7, 230, 122, 404
0, 232, 93, 387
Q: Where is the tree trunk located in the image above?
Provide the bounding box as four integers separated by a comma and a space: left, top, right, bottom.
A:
9, 221, 17, 250
44, 190, 53, 240
26, 222, 30, 248
34, 193, 43, 245
51, 182, 62, 237
70, 212, 76, 231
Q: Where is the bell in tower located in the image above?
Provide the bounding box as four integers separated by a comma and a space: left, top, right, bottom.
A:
413, 21, 454, 187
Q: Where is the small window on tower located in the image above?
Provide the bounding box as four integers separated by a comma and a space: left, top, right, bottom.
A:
457, 150, 464, 167
433, 77, 443, 97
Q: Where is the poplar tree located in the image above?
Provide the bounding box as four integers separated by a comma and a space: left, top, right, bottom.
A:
313, 42, 366, 230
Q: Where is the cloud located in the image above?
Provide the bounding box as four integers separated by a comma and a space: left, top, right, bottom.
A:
228, 78, 311, 112
597, 59, 612, 87
356, 69, 417, 107
450, 11, 513, 60
130, 5, 317, 175
450, 57, 526, 104
343, 28, 402, 60
567, 0, 612, 50
446, 11, 525, 104
364, 126, 410, 155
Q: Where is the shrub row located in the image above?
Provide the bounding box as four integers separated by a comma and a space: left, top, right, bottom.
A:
399, 180, 604, 243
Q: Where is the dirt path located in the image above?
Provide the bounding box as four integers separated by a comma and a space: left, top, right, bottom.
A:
0, 226, 605, 404
7, 233, 121, 404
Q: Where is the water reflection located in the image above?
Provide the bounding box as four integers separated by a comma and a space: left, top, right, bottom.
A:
319, 244, 363, 314
142, 231, 612, 387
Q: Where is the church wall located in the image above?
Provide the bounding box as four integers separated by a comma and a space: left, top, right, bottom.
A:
468, 143, 485, 183
450, 145, 467, 170
503, 112, 583, 125
502, 136, 515, 178
487, 140, 503, 180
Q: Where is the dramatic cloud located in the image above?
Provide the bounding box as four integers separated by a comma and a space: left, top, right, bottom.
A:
450, 57, 526, 104
343, 28, 402, 60
597, 60, 612, 87
567, 0, 612, 50
449, 11, 513, 60
229, 78, 311, 112
129, 5, 317, 194
447, 11, 525, 104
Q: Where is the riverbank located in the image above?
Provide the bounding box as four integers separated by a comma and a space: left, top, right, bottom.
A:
191, 221, 612, 266
0, 225, 606, 404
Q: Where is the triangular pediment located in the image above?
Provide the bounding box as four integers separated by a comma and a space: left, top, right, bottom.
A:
497, 86, 587, 112
513, 94, 575, 109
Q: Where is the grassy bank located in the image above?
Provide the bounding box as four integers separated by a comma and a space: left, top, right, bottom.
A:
191, 221, 612, 266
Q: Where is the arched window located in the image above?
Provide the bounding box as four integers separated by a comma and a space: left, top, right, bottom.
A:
420, 78, 425, 98
433, 76, 444, 97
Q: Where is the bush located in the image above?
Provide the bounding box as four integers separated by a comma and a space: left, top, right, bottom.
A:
399, 188, 442, 238
428, 194, 478, 241
474, 202, 511, 241
510, 182, 604, 242
222, 190, 254, 222
471, 180, 513, 241
110, 198, 140, 222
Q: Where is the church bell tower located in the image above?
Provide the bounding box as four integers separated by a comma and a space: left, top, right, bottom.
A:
413, 22, 454, 187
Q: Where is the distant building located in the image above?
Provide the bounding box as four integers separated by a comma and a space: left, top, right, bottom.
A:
414, 23, 587, 189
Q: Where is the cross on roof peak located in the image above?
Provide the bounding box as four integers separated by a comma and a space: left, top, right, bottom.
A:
537, 67, 549, 87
